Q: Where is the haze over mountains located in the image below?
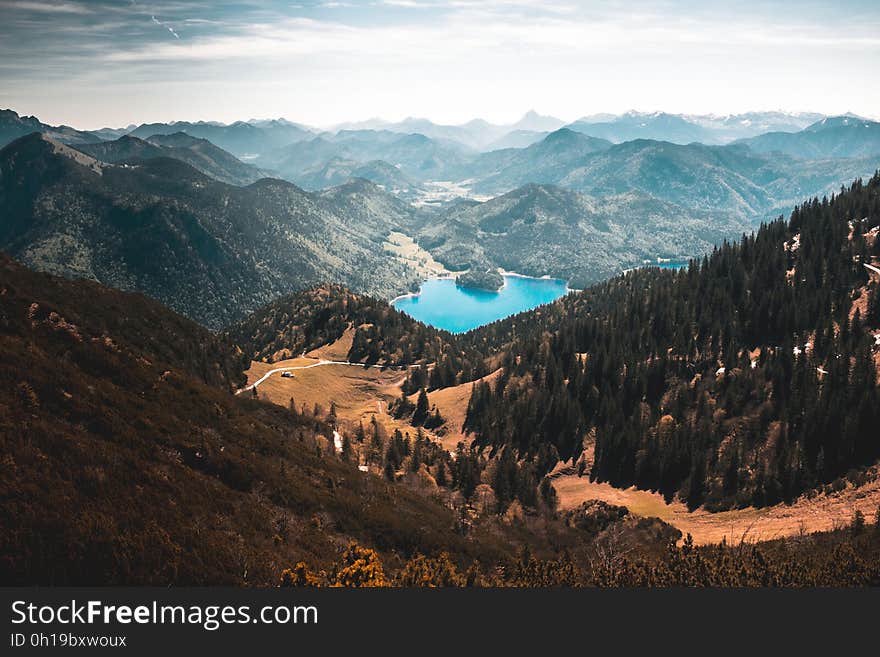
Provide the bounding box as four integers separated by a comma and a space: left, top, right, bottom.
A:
74, 133, 270, 186
565, 110, 829, 145
2, 106, 879, 328
330, 110, 566, 150
4, 107, 865, 156
737, 116, 880, 159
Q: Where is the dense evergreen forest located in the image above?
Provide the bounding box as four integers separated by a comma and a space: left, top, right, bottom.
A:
462, 174, 880, 510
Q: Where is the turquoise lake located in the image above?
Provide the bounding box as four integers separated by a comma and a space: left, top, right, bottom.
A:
392, 275, 569, 333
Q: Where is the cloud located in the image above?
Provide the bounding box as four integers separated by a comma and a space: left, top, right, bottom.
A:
100, 7, 880, 66
379, 0, 423, 7
4, 0, 880, 127
7, 1, 92, 13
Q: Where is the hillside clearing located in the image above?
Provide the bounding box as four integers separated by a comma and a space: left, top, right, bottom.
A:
305, 325, 356, 361
553, 466, 880, 545
243, 335, 447, 447
409, 368, 503, 451
383, 231, 451, 280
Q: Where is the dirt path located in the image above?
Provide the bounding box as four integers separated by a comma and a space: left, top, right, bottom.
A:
236, 355, 422, 395
238, 340, 449, 449
235, 359, 369, 395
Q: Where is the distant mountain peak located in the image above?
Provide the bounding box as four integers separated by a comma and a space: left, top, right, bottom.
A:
331, 176, 383, 193
543, 127, 579, 141
537, 127, 610, 150
511, 110, 565, 133
117, 133, 146, 143
148, 131, 207, 147
805, 115, 876, 132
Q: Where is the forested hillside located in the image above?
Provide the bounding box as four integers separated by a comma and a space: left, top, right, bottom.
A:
0, 133, 426, 328
462, 174, 880, 510
415, 183, 745, 286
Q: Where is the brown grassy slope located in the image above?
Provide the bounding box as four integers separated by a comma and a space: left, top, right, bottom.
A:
414, 368, 503, 451
553, 462, 880, 545
245, 356, 405, 424
305, 325, 356, 360
0, 254, 577, 585
243, 355, 443, 459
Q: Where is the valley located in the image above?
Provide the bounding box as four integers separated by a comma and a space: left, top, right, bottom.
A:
4, 108, 880, 326
2, 105, 880, 588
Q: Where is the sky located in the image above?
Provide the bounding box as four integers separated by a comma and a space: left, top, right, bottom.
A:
1, 0, 879, 130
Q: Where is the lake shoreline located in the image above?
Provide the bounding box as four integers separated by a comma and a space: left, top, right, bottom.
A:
392, 272, 570, 333
391, 269, 570, 304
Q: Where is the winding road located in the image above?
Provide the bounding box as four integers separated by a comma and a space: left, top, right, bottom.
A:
235, 359, 423, 395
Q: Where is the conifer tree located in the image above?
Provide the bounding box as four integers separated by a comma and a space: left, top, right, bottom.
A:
413, 388, 430, 426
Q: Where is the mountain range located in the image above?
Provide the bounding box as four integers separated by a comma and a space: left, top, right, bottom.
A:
330, 110, 566, 150
3, 106, 880, 326
329, 110, 833, 149
293, 157, 422, 197
3, 110, 879, 327
0, 134, 700, 318
456, 127, 880, 222
0, 130, 774, 320
73, 133, 270, 186
565, 110, 828, 145
4, 109, 854, 158
127, 118, 314, 158
252, 118, 880, 223
566, 111, 715, 145
737, 116, 880, 159
0, 133, 424, 328
255, 129, 474, 185
536, 138, 877, 219
0, 109, 105, 148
